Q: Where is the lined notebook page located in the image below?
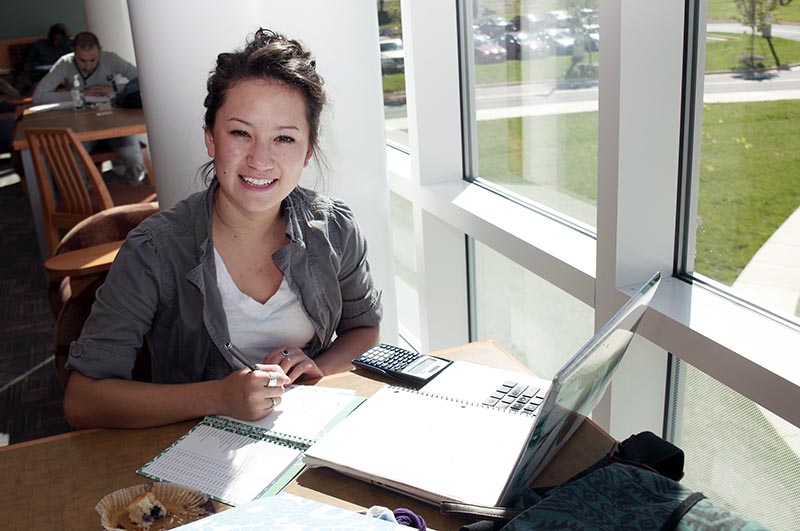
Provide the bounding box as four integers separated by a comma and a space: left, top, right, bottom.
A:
219, 385, 359, 442
138, 423, 302, 505
304, 386, 535, 506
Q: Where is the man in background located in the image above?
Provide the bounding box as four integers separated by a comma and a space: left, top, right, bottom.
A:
15, 23, 72, 96
32, 31, 145, 185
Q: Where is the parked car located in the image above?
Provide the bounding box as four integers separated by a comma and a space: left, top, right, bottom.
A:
504, 31, 551, 60
476, 15, 510, 39
379, 37, 405, 74
473, 32, 506, 64
542, 29, 576, 55
508, 13, 544, 32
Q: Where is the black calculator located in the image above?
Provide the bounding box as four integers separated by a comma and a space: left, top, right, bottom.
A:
352, 343, 452, 385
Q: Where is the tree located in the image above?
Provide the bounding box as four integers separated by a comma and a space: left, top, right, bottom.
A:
733, 0, 778, 69
565, 0, 599, 63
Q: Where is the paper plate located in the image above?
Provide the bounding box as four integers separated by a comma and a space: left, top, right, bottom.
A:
96, 483, 215, 531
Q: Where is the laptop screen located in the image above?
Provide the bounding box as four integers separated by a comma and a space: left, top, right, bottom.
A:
502, 272, 661, 503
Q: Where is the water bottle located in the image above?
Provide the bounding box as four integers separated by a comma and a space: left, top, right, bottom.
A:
71, 74, 85, 110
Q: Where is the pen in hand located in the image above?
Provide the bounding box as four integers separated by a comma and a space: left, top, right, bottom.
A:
225, 342, 258, 372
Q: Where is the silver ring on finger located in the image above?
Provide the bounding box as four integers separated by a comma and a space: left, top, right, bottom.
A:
282, 349, 290, 357
270, 397, 277, 408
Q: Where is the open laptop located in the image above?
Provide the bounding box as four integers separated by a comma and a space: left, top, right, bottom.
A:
304, 272, 661, 507
422, 271, 661, 500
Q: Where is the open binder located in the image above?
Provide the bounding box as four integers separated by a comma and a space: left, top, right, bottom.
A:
304, 385, 535, 506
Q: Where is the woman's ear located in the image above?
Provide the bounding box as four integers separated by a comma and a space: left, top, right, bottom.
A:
304, 149, 312, 168
204, 127, 215, 158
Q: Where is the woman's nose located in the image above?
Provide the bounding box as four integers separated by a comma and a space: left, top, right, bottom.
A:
247, 140, 274, 170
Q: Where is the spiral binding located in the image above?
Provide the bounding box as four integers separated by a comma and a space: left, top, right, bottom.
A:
203, 416, 313, 450
385, 385, 528, 416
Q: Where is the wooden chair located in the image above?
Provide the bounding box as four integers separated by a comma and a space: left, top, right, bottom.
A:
49, 202, 158, 389
24, 127, 157, 255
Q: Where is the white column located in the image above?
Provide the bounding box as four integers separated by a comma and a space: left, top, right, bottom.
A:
126, 0, 398, 344
82, 0, 137, 65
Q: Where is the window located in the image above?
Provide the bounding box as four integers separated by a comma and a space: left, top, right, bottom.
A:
467, 0, 600, 229
390, 192, 420, 343
668, 2, 800, 528
472, 241, 593, 378
687, 2, 800, 326
378, 0, 409, 148
675, 362, 800, 529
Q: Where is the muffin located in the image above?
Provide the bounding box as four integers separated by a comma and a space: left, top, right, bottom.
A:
126, 491, 166, 530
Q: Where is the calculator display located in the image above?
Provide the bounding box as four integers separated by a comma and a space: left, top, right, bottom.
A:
409, 357, 437, 374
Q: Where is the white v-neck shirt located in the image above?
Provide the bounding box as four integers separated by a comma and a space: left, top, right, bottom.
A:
214, 248, 315, 368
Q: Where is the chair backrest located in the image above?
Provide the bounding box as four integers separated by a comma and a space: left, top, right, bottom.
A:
50, 202, 159, 389
25, 127, 115, 255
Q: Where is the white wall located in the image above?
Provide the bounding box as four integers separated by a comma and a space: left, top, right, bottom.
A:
126, 0, 398, 343
83, 0, 137, 65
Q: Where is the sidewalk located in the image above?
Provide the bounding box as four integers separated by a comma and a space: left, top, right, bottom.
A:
732, 206, 800, 457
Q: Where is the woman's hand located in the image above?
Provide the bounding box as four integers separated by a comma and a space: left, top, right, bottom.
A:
219, 364, 290, 421
263, 347, 324, 383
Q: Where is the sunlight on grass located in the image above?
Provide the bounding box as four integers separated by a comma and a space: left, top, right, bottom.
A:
695, 100, 800, 285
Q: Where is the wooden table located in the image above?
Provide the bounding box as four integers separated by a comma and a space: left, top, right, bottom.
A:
12, 105, 147, 259
0, 340, 615, 531
44, 240, 124, 279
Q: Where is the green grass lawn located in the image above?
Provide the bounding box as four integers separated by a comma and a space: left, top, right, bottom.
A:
695, 100, 800, 285
475, 99, 800, 286
708, 0, 800, 24
706, 33, 800, 71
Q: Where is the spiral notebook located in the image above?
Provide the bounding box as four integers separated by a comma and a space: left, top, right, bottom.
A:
304, 272, 661, 507
137, 385, 364, 506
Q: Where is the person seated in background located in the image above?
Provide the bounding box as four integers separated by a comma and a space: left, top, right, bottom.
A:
14, 23, 72, 96
62, 28, 383, 429
32, 31, 146, 184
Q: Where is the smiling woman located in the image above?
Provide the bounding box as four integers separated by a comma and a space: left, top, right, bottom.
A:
61, 28, 383, 431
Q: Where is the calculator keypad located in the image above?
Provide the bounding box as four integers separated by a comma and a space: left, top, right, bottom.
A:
357, 344, 421, 371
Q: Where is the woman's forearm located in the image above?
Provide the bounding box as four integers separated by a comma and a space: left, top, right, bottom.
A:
63, 372, 226, 429
313, 325, 380, 377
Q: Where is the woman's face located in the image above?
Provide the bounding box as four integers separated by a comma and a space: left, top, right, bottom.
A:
205, 79, 312, 218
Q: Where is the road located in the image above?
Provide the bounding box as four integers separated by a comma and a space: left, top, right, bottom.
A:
385, 23, 800, 123
707, 22, 800, 41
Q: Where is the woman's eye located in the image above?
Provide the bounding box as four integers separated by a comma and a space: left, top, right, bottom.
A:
276, 135, 295, 143
230, 129, 250, 138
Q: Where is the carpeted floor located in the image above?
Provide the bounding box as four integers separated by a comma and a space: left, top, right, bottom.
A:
0, 158, 73, 445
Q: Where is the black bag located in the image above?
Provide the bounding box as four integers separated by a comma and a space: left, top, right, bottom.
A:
114, 77, 142, 108
445, 432, 769, 531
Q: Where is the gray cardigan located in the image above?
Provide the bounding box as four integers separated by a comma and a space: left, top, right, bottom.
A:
67, 181, 382, 383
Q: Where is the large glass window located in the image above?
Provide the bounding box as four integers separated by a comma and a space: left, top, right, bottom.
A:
390, 192, 420, 344
472, 241, 593, 378
677, 363, 800, 529
378, 0, 409, 147
672, 2, 800, 528
468, 0, 600, 228
691, 1, 800, 324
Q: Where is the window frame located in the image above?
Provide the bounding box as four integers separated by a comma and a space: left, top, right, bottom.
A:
389, 0, 800, 436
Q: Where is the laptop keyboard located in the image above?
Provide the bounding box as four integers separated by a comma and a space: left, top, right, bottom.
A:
483, 380, 546, 416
